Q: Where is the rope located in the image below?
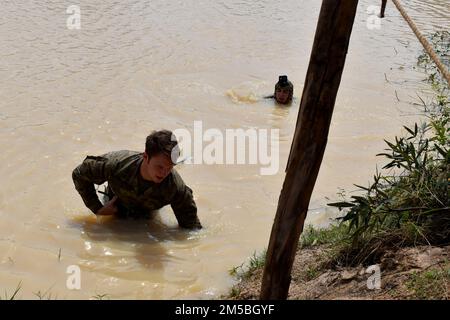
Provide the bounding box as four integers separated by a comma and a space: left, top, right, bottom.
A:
390, 0, 450, 86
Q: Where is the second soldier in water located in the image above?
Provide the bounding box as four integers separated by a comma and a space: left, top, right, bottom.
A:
266, 75, 294, 105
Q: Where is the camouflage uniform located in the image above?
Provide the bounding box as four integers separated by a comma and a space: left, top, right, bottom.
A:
72, 150, 201, 229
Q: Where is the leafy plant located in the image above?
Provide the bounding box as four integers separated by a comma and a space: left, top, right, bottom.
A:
327, 30, 449, 265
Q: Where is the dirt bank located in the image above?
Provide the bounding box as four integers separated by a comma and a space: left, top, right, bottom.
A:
228, 244, 450, 300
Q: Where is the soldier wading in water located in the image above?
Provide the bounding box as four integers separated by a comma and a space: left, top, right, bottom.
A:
72, 130, 202, 229
265, 75, 294, 105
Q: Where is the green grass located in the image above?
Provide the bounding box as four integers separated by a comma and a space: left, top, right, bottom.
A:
300, 223, 350, 248
228, 30, 449, 300
228, 249, 267, 280
406, 263, 450, 299
1, 282, 22, 300
1, 283, 60, 300
304, 266, 320, 281
326, 31, 449, 266
91, 293, 110, 300
33, 285, 57, 300
228, 223, 348, 283
228, 287, 241, 299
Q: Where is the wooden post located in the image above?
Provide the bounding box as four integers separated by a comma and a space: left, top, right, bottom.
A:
380, 0, 387, 18
260, 0, 359, 300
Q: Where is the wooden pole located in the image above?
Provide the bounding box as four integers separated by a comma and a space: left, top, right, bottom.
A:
260, 0, 359, 300
380, 0, 387, 18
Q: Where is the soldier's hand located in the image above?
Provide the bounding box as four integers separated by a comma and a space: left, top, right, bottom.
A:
96, 196, 119, 216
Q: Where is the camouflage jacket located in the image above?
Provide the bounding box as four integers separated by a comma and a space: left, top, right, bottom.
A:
72, 150, 201, 229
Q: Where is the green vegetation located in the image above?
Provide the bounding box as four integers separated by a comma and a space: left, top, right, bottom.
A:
228, 224, 349, 285
228, 249, 267, 280
326, 30, 449, 267
91, 293, 110, 300
406, 262, 450, 300
300, 223, 349, 249
33, 285, 57, 300
228, 31, 449, 299
228, 287, 242, 299
1, 282, 22, 300
304, 265, 321, 281
417, 31, 450, 89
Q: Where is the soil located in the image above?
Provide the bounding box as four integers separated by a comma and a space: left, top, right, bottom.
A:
229, 245, 450, 300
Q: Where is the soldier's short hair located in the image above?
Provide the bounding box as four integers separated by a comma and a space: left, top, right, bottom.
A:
145, 130, 179, 163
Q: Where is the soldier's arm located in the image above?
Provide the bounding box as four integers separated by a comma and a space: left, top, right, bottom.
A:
72, 155, 114, 214
170, 176, 202, 229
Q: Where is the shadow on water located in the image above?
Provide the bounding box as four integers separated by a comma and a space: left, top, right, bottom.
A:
67, 213, 200, 279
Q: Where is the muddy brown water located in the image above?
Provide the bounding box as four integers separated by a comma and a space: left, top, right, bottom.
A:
0, 0, 448, 299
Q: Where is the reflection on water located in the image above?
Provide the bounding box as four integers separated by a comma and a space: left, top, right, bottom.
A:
72, 215, 195, 280
0, 0, 448, 299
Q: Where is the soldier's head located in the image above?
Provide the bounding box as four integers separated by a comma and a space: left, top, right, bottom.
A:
142, 130, 180, 183
274, 75, 293, 104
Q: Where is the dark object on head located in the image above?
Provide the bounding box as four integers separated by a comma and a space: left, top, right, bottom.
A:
274, 75, 294, 104
279, 75, 288, 84
145, 130, 180, 164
